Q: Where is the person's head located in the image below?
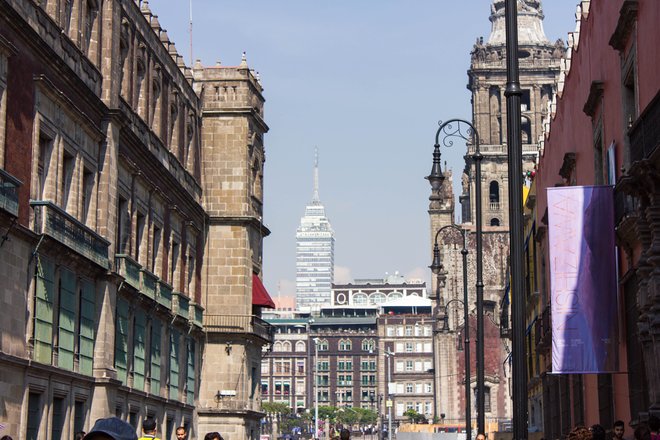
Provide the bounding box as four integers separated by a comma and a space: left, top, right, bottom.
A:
175, 427, 186, 440
340, 428, 350, 440
649, 416, 660, 433
203, 432, 224, 440
1, 436, 14, 440
568, 426, 592, 440
476, 434, 486, 440
613, 421, 625, 439
591, 424, 606, 440
142, 419, 156, 436
82, 417, 138, 440
634, 424, 650, 440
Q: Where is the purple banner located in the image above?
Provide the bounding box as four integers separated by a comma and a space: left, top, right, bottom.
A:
547, 186, 618, 373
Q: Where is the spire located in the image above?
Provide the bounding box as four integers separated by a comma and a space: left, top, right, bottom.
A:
312, 147, 320, 204
487, 0, 549, 46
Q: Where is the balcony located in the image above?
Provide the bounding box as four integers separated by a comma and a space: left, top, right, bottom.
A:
489, 202, 501, 211
0, 168, 21, 217
190, 302, 204, 328
32, 201, 110, 269
629, 91, 660, 163
157, 281, 173, 309
115, 254, 141, 290
172, 292, 190, 320
204, 314, 274, 343
140, 269, 158, 299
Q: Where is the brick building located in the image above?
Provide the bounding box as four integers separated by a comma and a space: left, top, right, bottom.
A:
0, 1, 273, 440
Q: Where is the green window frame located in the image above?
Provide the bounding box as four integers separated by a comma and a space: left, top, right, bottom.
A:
150, 319, 161, 396
58, 269, 76, 371
114, 298, 129, 384
186, 339, 195, 405
169, 329, 180, 400
78, 280, 95, 376
34, 257, 55, 364
133, 309, 146, 391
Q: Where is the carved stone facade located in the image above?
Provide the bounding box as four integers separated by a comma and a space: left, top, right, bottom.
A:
0, 1, 271, 440
429, 0, 562, 434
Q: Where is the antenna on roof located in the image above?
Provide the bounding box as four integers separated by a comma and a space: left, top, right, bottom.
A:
188, 0, 193, 66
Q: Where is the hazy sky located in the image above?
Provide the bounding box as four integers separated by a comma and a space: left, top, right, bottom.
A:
151, 0, 578, 303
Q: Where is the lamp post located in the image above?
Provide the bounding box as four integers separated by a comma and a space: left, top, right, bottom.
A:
429, 224, 471, 440
385, 349, 394, 440
503, 2, 528, 440
427, 119, 485, 434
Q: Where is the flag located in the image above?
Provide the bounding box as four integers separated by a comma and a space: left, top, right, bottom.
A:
547, 186, 618, 373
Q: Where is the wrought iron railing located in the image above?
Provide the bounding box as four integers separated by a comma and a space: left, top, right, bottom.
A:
629, 91, 660, 163
0, 168, 21, 217
204, 314, 274, 342
31, 201, 110, 269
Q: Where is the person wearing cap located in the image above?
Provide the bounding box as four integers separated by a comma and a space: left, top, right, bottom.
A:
138, 419, 160, 440
83, 417, 137, 440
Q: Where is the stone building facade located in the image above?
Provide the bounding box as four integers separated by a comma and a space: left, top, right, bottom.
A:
428, 0, 564, 434
0, 1, 272, 440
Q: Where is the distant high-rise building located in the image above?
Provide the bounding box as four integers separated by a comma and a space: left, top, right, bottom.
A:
296, 151, 335, 310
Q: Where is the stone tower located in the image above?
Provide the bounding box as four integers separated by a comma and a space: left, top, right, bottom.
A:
464, 0, 563, 228
194, 55, 271, 440
430, 0, 564, 429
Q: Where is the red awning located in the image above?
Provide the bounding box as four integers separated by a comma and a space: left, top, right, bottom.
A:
252, 274, 276, 309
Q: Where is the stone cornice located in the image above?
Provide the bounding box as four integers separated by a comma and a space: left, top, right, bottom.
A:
583, 81, 604, 117
208, 215, 271, 237
609, 0, 639, 52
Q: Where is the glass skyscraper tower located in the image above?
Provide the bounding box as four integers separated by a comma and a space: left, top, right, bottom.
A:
296, 151, 335, 311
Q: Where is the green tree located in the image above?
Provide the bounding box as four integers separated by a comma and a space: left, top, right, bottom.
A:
403, 409, 427, 424
262, 401, 291, 415
317, 406, 339, 422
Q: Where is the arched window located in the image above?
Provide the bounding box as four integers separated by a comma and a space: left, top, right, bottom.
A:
282, 341, 292, 352
317, 339, 329, 351
353, 293, 368, 305
369, 292, 386, 305
489, 181, 500, 203
273, 341, 283, 352
490, 218, 501, 226
338, 339, 352, 351
388, 292, 403, 301
361, 339, 375, 352
295, 341, 306, 352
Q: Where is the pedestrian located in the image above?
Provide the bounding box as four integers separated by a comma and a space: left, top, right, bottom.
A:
340, 428, 350, 440
650, 416, 660, 440
634, 425, 650, 440
138, 419, 160, 440
203, 432, 224, 440
613, 420, 626, 440
592, 424, 607, 440
175, 427, 187, 440
476, 433, 486, 440
82, 417, 137, 440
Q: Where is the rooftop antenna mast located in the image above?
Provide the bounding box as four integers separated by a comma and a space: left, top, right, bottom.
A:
188, 0, 193, 66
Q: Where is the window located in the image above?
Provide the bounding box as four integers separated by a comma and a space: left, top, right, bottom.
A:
150, 320, 162, 396
26, 392, 41, 440
490, 218, 501, 227
81, 167, 94, 224
116, 197, 129, 254
135, 212, 146, 265
169, 330, 180, 400
296, 360, 305, 374
186, 339, 196, 405
61, 150, 75, 211
151, 225, 162, 274
114, 298, 129, 384
58, 269, 76, 371
170, 240, 180, 288
361, 339, 375, 352
489, 181, 500, 204
261, 382, 269, 396
317, 339, 329, 351
405, 326, 413, 336
74, 400, 86, 435
51, 396, 65, 440
295, 341, 306, 352
353, 293, 368, 305
593, 120, 605, 185
338, 339, 351, 351
405, 342, 414, 353
37, 133, 53, 200
132, 309, 147, 391
34, 258, 55, 364
386, 326, 395, 337
405, 361, 413, 372
425, 383, 432, 393
406, 383, 414, 393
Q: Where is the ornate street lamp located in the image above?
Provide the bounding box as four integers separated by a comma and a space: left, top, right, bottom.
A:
428, 119, 485, 434
430, 225, 471, 440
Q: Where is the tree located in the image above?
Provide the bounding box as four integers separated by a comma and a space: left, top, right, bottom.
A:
403, 409, 427, 424
262, 401, 291, 415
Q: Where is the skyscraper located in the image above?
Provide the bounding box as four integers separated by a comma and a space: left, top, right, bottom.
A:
296, 151, 335, 310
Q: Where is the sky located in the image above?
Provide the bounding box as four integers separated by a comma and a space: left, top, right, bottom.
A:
151, 0, 578, 304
